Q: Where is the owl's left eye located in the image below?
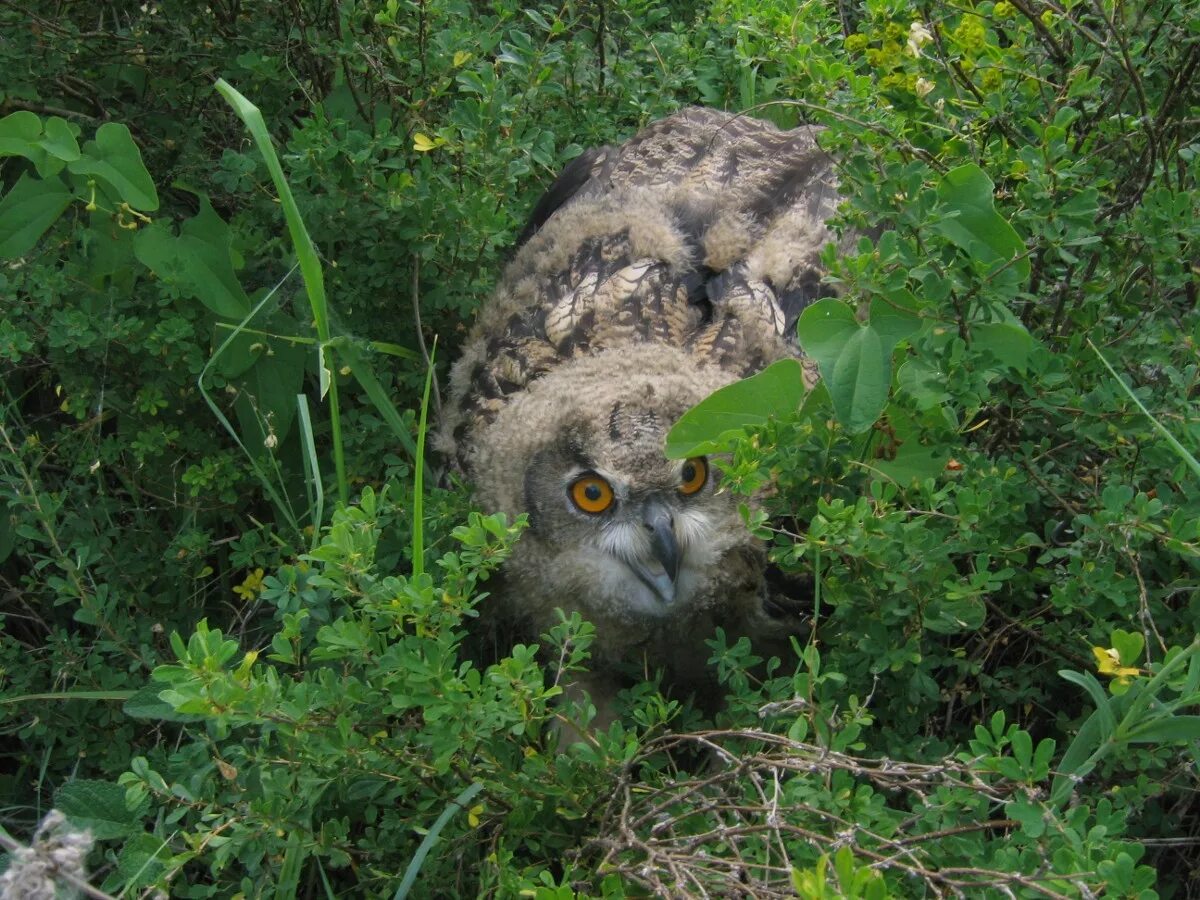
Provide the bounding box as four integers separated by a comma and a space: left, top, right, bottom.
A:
569, 473, 615, 514
678, 457, 708, 495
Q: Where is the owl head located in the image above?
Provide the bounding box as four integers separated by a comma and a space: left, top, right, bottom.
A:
463, 345, 765, 653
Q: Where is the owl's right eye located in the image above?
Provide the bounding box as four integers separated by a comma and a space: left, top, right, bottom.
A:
569, 474, 615, 514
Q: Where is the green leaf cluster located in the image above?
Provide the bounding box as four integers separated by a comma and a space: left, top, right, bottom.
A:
1, 0, 1198, 895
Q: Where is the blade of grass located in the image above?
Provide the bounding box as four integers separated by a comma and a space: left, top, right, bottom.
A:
215, 78, 348, 505
214, 323, 419, 361
393, 780, 482, 900
199, 267, 303, 540
274, 831, 305, 900
411, 338, 436, 578
1088, 339, 1200, 480
1, 691, 136, 705
296, 393, 323, 548
334, 338, 419, 460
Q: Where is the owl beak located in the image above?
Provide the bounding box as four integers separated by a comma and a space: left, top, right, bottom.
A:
632, 500, 681, 604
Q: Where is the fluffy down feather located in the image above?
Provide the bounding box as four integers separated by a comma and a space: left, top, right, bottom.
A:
437, 107, 848, 725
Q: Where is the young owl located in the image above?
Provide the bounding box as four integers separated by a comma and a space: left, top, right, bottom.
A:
437, 107, 847, 723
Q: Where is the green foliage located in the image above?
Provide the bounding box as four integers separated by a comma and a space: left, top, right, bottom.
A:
1, 0, 1198, 895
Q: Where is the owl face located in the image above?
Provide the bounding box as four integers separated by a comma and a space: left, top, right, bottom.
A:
513, 384, 746, 622
458, 344, 764, 637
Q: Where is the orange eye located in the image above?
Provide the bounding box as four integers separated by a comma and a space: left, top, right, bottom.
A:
679, 457, 708, 495
570, 474, 615, 514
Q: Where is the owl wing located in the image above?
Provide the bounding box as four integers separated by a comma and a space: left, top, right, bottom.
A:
440, 108, 846, 473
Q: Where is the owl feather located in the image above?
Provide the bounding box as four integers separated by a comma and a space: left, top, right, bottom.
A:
437, 108, 847, 722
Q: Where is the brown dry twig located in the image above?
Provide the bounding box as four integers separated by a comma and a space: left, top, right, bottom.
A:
584, 729, 1101, 899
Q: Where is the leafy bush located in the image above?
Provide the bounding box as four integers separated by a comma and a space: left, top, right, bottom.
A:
1, 0, 1197, 896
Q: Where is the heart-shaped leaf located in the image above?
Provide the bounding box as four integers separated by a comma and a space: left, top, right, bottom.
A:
665, 358, 806, 458
0, 173, 73, 258
932, 163, 1029, 286
69, 122, 159, 211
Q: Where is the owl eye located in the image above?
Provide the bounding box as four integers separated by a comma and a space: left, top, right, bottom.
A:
679, 457, 709, 495
569, 473, 615, 514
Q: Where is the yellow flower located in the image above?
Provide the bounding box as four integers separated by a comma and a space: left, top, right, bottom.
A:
1093, 646, 1140, 679
234, 567, 266, 600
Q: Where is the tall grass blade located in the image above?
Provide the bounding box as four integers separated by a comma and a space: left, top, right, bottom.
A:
333, 338, 419, 460
393, 780, 482, 900
296, 393, 323, 547
214, 78, 349, 504
411, 338, 436, 578
1088, 339, 1200, 481
199, 268, 303, 540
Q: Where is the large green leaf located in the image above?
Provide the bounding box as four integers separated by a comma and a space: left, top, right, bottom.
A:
0, 111, 71, 176
932, 164, 1029, 285
233, 336, 308, 451
0, 173, 73, 258
134, 198, 249, 319
664, 358, 806, 458
971, 321, 1036, 373
55, 779, 147, 840
0, 110, 41, 159
797, 296, 919, 433
68, 122, 159, 211
38, 116, 81, 164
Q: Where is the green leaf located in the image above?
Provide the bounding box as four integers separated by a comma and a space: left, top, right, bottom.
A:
0, 173, 73, 258
896, 358, 951, 410
868, 292, 921, 349
664, 358, 806, 458
122, 683, 204, 723
0, 110, 41, 156
1007, 799, 1046, 838
55, 779, 146, 840
108, 833, 170, 891
1060, 668, 1117, 722
923, 594, 986, 634
1125, 715, 1200, 743
972, 321, 1036, 373
932, 163, 1029, 285
0, 111, 77, 177
233, 335, 308, 451
1110, 628, 1145, 667
39, 117, 81, 163
797, 299, 893, 433
134, 198, 250, 319
68, 122, 159, 211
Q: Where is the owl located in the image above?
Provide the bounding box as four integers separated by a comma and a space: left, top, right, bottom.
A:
437, 108, 848, 723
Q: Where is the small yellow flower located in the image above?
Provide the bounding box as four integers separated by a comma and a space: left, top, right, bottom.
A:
915, 77, 936, 98
234, 567, 266, 600
1093, 646, 1140, 680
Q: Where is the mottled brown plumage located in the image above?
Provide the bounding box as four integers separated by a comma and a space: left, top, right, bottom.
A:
437, 108, 847, 722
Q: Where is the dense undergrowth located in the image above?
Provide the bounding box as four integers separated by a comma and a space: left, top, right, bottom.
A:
0, 0, 1197, 896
